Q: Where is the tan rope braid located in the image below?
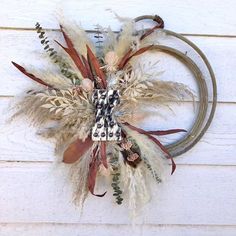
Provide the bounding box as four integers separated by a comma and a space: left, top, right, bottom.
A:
133, 15, 217, 157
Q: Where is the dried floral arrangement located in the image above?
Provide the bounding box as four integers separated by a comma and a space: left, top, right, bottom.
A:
11, 15, 217, 215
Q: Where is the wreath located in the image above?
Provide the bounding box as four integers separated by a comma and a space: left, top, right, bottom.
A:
11, 15, 217, 215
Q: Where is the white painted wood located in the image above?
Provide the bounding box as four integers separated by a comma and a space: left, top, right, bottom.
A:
0, 98, 54, 162
0, 1, 235, 234
0, 30, 235, 102
0, 0, 236, 35
0, 163, 235, 225
1, 223, 236, 236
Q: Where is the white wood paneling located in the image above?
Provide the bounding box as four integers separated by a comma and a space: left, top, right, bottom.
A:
0, 0, 236, 235
1, 223, 236, 236
0, 0, 236, 35
0, 163, 235, 225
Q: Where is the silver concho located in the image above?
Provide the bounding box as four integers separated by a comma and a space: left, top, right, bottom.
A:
92, 89, 121, 141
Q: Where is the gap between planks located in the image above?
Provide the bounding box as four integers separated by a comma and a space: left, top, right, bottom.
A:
1, 222, 236, 228
0, 26, 236, 38
0, 161, 235, 168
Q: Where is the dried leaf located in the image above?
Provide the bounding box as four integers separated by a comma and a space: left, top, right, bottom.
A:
41, 104, 53, 109
55, 25, 88, 78
12, 62, 53, 88
119, 45, 153, 69
55, 39, 87, 78
63, 137, 93, 164
88, 146, 107, 197
146, 129, 187, 136
118, 49, 132, 69
81, 55, 94, 80
100, 142, 108, 168
86, 45, 107, 88
123, 122, 176, 175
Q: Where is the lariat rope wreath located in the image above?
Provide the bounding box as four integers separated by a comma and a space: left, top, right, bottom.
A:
11, 15, 217, 213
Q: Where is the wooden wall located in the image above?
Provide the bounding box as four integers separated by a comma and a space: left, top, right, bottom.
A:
0, 0, 235, 235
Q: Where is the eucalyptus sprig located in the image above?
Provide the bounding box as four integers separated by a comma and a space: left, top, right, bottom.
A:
35, 22, 79, 81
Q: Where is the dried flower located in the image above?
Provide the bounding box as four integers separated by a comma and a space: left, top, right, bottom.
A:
104, 51, 119, 72
80, 78, 94, 92
127, 153, 139, 162
121, 140, 133, 150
